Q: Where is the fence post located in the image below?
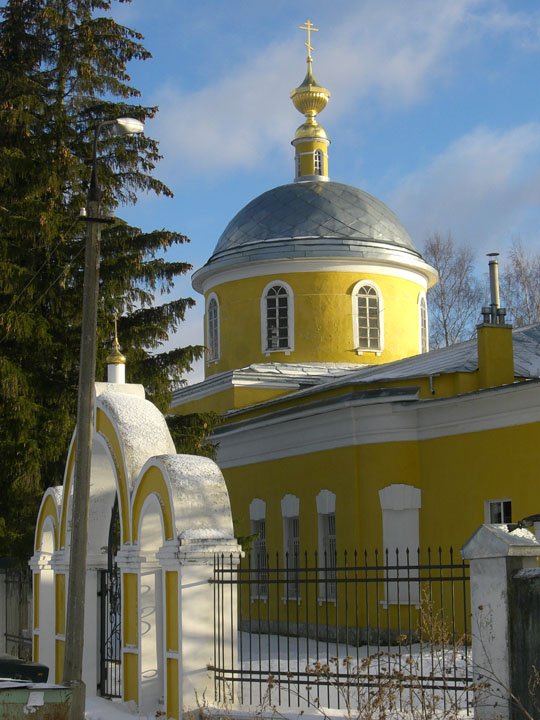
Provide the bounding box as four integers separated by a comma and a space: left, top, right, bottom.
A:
462, 524, 540, 719
174, 538, 241, 718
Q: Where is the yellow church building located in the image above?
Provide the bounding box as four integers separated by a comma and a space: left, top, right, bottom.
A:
171, 34, 540, 565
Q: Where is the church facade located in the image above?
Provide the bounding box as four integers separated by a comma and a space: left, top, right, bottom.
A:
171, 41, 540, 567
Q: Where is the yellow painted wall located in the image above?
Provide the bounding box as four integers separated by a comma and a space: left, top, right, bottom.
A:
169, 385, 293, 416
224, 419, 540, 557
226, 447, 360, 553
204, 271, 426, 376
295, 138, 329, 177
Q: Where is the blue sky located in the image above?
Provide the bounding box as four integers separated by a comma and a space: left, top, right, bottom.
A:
109, 0, 540, 382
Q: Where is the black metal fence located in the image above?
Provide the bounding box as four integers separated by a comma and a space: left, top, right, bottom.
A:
212, 548, 472, 715
2, 567, 32, 660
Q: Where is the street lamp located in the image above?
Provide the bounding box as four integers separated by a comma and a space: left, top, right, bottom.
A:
63, 117, 144, 719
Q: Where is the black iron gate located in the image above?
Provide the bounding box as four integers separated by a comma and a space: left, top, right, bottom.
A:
98, 499, 122, 698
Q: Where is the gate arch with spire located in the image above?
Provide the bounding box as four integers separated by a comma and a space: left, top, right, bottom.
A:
32, 377, 239, 719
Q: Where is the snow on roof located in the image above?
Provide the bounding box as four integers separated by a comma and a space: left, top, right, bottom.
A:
342, 323, 540, 385
158, 454, 235, 541
244, 362, 365, 377
97, 392, 176, 490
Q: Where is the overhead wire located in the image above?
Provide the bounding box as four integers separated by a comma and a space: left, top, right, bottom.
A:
2, 214, 83, 311
0, 213, 85, 342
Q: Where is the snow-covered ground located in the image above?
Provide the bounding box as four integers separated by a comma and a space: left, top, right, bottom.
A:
219, 630, 473, 716
84, 629, 473, 718
85, 696, 160, 719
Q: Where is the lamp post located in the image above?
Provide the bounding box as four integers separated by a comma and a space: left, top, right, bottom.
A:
63, 118, 144, 720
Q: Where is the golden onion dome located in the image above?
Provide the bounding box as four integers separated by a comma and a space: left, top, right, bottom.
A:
290, 21, 330, 145
294, 119, 328, 140
290, 62, 330, 120
106, 317, 126, 365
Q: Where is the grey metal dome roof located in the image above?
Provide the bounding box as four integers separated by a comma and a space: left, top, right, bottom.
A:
212, 181, 419, 258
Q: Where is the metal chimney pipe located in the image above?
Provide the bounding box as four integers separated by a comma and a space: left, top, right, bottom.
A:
487, 253, 500, 323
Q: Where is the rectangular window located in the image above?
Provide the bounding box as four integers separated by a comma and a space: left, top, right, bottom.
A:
487, 499, 512, 524
251, 519, 268, 599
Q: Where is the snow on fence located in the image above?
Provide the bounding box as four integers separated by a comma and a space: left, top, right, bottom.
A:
211, 548, 473, 716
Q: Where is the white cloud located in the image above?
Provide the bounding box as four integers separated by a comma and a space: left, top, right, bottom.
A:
389, 123, 540, 253
151, 0, 481, 179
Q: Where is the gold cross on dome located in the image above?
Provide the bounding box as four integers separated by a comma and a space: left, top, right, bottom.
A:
299, 19, 318, 60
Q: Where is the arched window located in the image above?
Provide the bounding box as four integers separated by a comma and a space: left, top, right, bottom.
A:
352, 281, 383, 353
316, 490, 336, 601
419, 294, 428, 354
250, 499, 267, 599
261, 281, 294, 353
281, 495, 300, 599
206, 294, 220, 362
314, 149, 323, 175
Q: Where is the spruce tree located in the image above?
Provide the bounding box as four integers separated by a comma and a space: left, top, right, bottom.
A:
0, 0, 204, 560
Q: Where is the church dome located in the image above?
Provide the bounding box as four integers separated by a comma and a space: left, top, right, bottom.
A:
213, 180, 418, 257
192, 180, 425, 292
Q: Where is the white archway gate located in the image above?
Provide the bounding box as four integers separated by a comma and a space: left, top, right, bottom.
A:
33, 381, 240, 719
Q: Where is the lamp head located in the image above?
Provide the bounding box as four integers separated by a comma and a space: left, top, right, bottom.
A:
113, 117, 145, 136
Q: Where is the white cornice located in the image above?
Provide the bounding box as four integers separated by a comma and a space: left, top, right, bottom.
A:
214, 381, 540, 468
171, 369, 303, 408
193, 256, 436, 295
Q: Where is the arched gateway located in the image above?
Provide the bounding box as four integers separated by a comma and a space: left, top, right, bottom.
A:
31, 380, 240, 719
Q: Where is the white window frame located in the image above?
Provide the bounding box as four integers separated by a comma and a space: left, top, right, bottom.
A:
379, 484, 421, 606
418, 292, 428, 354
260, 280, 294, 355
314, 149, 323, 175
352, 280, 384, 355
281, 495, 300, 600
295, 153, 302, 179
485, 498, 512, 524
250, 499, 268, 600
206, 292, 220, 363
316, 490, 336, 602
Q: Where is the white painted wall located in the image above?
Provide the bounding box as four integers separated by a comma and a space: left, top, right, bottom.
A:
139, 494, 166, 714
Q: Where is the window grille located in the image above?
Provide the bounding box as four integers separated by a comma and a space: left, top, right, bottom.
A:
251, 519, 268, 599
285, 516, 300, 598
265, 285, 289, 350
357, 285, 381, 350
207, 297, 219, 361
321, 513, 337, 600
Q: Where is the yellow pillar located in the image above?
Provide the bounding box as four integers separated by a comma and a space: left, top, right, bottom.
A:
122, 572, 139, 704
165, 570, 179, 719
55, 573, 66, 683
